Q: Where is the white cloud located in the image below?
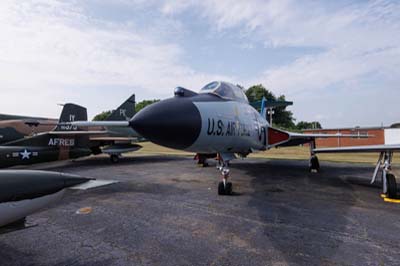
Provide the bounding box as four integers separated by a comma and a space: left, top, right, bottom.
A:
161, 0, 400, 126
0, 0, 230, 118
0, 0, 399, 126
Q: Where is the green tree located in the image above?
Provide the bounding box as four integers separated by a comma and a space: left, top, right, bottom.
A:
246, 85, 295, 129
136, 99, 160, 113
246, 84, 275, 105
93, 110, 112, 121
296, 121, 322, 130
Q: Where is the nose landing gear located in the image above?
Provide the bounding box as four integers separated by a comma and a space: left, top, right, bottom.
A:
216, 157, 233, 195
218, 168, 233, 195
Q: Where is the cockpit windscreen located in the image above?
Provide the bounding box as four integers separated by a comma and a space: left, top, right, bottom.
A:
199, 81, 248, 103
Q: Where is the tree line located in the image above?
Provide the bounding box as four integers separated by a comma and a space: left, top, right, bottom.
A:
93, 85, 322, 131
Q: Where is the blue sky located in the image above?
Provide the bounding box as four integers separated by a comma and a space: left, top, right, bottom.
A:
0, 0, 399, 128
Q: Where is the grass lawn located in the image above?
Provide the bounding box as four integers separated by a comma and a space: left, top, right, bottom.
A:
135, 142, 400, 165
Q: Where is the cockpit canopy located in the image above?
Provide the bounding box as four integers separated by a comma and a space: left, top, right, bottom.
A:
199, 81, 249, 103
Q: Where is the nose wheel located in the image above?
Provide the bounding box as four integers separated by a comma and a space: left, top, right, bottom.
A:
217, 160, 233, 195
218, 181, 233, 195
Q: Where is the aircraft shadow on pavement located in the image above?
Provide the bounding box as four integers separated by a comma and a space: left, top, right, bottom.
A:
32, 155, 187, 172
236, 159, 363, 265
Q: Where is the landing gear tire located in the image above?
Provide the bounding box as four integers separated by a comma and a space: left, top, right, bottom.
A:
218, 182, 225, 195
218, 182, 233, 195
110, 154, 119, 163
225, 182, 233, 195
387, 173, 397, 199
198, 161, 209, 167
309, 155, 320, 173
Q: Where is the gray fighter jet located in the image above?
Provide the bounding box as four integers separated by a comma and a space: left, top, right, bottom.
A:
0, 170, 115, 233
69, 81, 361, 195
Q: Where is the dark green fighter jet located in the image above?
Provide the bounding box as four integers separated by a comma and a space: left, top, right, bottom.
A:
0, 103, 80, 145
0, 94, 141, 167
0, 103, 94, 168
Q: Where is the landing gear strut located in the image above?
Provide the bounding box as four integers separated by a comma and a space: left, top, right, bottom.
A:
373, 152, 398, 199
309, 140, 320, 173
217, 158, 233, 195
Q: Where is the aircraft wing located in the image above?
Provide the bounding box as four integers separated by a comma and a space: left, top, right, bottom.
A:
269, 127, 368, 147
314, 144, 400, 153
90, 137, 137, 141
48, 131, 109, 135
60, 121, 130, 127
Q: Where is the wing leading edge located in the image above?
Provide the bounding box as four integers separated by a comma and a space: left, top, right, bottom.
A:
314, 144, 400, 153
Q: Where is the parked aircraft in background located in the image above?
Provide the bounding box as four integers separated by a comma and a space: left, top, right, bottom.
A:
0, 94, 141, 167
0, 114, 57, 144
0, 170, 116, 233
0, 103, 94, 168
87, 94, 141, 162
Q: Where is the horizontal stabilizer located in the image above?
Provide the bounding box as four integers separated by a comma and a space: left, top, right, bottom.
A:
102, 144, 142, 154
70, 179, 118, 190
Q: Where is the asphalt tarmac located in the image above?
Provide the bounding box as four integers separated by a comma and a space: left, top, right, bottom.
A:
0, 155, 399, 266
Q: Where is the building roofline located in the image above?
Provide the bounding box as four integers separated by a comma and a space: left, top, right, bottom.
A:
304, 126, 390, 131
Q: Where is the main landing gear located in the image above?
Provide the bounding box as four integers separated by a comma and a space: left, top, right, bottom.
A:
110, 154, 120, 163
372, 152, 398, 199
309, 140, 320, 173
309, 155, 320, 173
217, 158, 233, 195
194, 154, 209, 167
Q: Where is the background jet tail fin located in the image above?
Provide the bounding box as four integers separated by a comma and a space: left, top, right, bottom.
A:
106, 94, 136, 121
260, 97, 267, 119
55, 103, 88, 131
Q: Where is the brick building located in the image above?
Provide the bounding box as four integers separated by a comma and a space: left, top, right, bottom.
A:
303, 125, 400, 148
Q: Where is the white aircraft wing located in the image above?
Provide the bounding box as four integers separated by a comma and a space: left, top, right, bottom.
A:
268, 127, 369, 148
314, 144, 400, 153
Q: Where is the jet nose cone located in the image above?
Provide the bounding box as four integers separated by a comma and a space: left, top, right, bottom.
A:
130, 98, 202, 150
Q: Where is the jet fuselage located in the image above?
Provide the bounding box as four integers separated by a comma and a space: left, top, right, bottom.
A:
130, 82, 270, 155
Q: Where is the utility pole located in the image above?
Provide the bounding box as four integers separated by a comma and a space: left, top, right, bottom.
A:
267, 108, 275, 127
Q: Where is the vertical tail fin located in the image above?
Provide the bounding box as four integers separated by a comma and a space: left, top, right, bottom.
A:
58, 103, 87, 124
106, 94, 136, 121
55, 103, 88, 131
260, 97, 267, 119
